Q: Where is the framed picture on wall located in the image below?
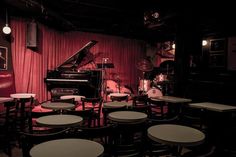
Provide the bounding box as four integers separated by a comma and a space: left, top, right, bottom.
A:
209, 54, 226, 68
0, 46, 8, 70
209, 38, 225, 53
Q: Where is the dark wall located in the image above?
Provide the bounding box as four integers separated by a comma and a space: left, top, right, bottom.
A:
0, 17, 16, 96
185, 36, 236, 105
173, 10, 236, 105
0, 17, 13, 71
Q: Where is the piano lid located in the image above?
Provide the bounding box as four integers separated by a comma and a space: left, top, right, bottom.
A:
56, 40, 98, 71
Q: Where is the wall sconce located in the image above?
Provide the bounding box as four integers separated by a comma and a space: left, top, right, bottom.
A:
172, 43, 175, 49
2, 9, 11, 34
202, 40, 207, 46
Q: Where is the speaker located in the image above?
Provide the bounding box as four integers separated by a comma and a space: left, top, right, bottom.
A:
26, 22, 37, 48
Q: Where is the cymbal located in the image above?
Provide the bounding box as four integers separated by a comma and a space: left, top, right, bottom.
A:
137, 58, 153, 72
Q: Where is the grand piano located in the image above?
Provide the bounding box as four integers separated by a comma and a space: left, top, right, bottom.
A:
45, 40, 102, 99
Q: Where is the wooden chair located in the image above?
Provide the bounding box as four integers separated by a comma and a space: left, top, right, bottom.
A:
77, 123, 117, 156
182, 144, 216, 157
132, 94, 151, 115
112, 121, 148, 157
132, 94, 148, 106
64, 109, 93, 127
0, 101, 17, 157
180, 105, 205, 131
20, 128, 70, 157
148, 98, 166, 118
146, 88, 166, 118
81, 97, 103, 126
110, 95, 128, 102
102, 106, 127, 126
51, 97, 76, 104
145, 115, 180, 157
25, 109, 59, 133
147, 115, 179, 126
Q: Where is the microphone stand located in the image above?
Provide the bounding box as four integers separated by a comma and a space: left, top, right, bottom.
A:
101, 58, 109, 102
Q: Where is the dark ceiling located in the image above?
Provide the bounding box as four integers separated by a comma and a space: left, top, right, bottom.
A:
1, 0, 236, 42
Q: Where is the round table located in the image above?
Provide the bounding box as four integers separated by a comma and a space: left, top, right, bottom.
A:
30, 138, 104, 157
148, 124, 205, 156
0, 97, 14, 103
10, 93, 36, 99
108, 111, 147, 123
41, 102, 75, 112
103, 101, 129, 108
60, 95, 85, 102
36, 114, 83, 128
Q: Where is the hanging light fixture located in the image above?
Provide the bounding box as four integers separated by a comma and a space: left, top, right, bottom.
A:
2, 9, 11, 34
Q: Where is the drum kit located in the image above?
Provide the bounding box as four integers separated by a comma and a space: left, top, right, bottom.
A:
137, 59, 174, 95
99, 58, 132, 101
100, 57, 174, 100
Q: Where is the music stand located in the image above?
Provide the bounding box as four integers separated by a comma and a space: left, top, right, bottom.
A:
97, 61, 114, 102
96, 63, 114, 69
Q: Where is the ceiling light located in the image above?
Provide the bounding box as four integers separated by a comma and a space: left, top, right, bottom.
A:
2, 9, 11, 35
144, 10, 160, 27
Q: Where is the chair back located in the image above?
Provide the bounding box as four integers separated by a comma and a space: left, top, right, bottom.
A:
79, 123, 116, 143
148, 115, 179, 126
26, 109, 58, 132
81, 97, 103, 126
132, 94, 148, 106
2, 101, 17, 126
20, 128, 70, 157
103, 106, 127, 125
146, 87, 163, 98
52, 98, 76, 105
110, 95, 128, 102
113, 121, 148, 157
181, 106, 204, 130
0, 101, 17, 157
81, 97, 103, 113
132, 94, 150, 115
65, 109, 93, 127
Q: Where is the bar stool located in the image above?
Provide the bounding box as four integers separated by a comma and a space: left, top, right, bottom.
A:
10, 93, 35, 131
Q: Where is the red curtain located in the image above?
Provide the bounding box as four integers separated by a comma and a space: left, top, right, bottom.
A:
11, 18, 146, 102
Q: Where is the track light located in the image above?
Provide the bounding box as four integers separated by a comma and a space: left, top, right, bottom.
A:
2, 9, 11, 34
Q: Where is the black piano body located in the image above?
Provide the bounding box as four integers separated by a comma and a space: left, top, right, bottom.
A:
45, 40, 102, 99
